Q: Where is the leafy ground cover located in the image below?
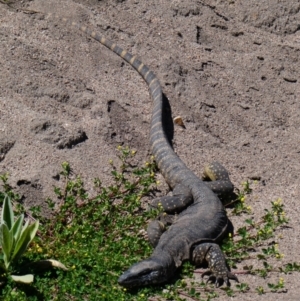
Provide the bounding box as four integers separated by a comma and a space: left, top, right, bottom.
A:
0, 147, 298, 301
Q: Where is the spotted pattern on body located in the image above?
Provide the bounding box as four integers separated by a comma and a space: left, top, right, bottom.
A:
202, 162, 234, 197
46, 14, 238, 288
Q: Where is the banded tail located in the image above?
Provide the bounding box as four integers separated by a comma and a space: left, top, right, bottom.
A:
51, 15, 189, 187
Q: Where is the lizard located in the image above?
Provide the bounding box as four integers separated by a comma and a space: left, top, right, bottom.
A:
46, 14, 238, 288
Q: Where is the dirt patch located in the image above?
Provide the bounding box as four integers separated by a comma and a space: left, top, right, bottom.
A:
0, 0, 300, 299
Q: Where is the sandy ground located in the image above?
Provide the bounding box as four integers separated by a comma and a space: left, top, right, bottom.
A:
0, 0, 300, 300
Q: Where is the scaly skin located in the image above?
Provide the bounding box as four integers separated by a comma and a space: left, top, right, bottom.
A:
49, 15, 238, 288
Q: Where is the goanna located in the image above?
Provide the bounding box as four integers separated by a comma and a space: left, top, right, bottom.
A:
49, 15, 238, 288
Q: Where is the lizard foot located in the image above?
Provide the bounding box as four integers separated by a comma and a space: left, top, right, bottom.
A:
201, 270, 239, 287
193, 242, 238, 287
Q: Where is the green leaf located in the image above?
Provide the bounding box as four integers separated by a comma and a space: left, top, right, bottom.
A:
20, 220, 29, 237
0, 223, 13, 269
11, 214, 24, 243
27, 220, 39, 242
12, 220, 39, 263
1, 195, 14, 230
11, 274, 34, 283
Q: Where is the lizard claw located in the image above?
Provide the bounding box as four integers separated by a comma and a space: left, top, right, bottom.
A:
226, 272, 239, 285
201, 270, 239, 287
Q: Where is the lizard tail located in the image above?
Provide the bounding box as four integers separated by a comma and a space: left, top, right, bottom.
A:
51, 15, 188, 186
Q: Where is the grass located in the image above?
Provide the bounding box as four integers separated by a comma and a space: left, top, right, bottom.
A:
0, 146, 298, 300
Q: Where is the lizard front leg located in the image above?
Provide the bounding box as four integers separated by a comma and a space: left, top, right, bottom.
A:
192, 242, 238, 287
147, 214, 176, 247
147, 183, 192, 247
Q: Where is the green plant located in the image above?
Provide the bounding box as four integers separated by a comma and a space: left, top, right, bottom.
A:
4, 146, 158, 300
0, 194, 67, 285
0, 150, 298, 300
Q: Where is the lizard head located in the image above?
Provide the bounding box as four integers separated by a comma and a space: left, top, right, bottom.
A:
118, 256, 175, 287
